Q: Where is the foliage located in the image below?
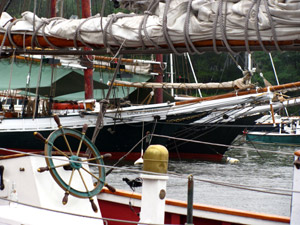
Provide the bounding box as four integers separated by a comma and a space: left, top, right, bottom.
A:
5, 0, 115, 18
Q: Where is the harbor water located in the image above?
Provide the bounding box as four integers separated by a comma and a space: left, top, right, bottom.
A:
104, 135, 296, 217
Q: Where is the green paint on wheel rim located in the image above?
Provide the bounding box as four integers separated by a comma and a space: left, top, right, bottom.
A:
45, 128, 105, 198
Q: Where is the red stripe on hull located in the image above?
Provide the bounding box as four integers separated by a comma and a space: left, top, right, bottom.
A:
99, 201, 139, 225
98, 189, 290, 225
99, 151, 224, 162
99, 199, 235, 225
0, 149, 224, 162
0, 148, 43, 156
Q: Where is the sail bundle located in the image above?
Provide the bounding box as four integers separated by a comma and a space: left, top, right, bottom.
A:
108, 72, 253, 90
0, 0, 300, 53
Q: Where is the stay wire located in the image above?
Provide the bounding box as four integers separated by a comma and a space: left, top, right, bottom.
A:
91, 54, 123, 145
32, 54, 43, 119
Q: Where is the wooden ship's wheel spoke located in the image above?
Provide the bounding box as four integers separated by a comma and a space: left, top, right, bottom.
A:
54, 114, 73, 155
34, 132, 70, 158
76, 124, 88, 156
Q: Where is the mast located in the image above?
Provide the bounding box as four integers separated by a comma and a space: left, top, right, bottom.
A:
154, 54, 163, 103
50, 0, 57, 17
170, 54, 174, 97
81, 0, 94, 100
48, 0, 57, 116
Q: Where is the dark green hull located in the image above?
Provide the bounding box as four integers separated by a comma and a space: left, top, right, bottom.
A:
246, 132, 300, 145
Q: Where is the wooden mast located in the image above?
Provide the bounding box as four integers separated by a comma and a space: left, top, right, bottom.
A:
81, 0, 94, 100
50, 0, 57, 17
154, 54, 163, 103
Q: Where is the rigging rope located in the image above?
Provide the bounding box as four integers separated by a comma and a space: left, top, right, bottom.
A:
32, 54, 43, 119
0, 0, 291, 55
90, 54, 123, 148
22, 56, 33, 117
5, 50, 15, 101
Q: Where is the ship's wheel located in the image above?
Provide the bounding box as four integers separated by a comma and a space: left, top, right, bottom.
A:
34, 115, 114, 212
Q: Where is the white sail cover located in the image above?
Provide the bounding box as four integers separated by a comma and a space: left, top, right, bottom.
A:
108, 73, 253, 90
1, 0, 300, 49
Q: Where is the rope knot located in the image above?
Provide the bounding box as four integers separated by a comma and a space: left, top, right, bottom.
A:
41, 18, 50, 25
111, 14, 118, 22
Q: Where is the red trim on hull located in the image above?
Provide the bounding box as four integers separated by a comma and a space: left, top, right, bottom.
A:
168, 152, 224, 162
0, 148, 40, 156
99, 151, 224, 162
0, 149, 224, 162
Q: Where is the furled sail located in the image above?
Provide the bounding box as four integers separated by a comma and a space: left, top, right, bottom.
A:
1, 0, 300, 54
108, 72, 253, 90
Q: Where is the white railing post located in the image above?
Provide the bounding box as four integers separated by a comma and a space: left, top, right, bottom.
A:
139, 145, 169, 225
291, 150, 300, 225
